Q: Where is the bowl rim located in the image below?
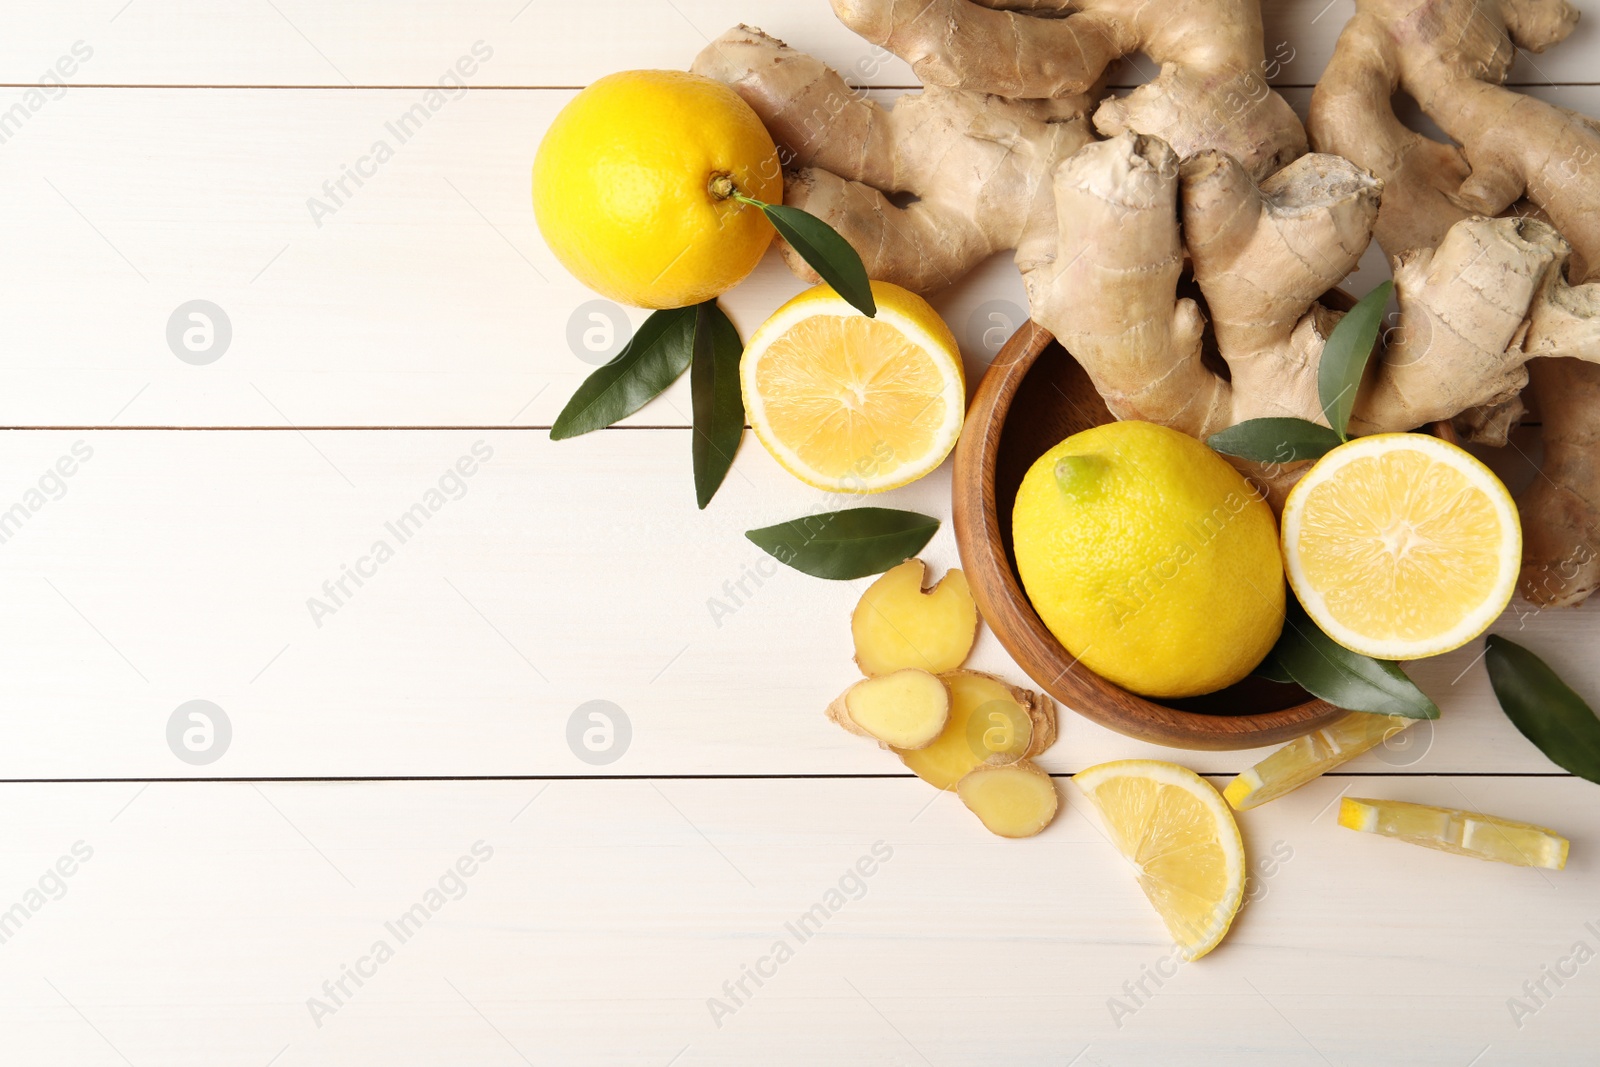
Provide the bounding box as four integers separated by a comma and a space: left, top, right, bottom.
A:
950, 319, 1346, 750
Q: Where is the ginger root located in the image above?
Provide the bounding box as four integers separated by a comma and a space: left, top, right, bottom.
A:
698, 4, 1600, 600
1309, 0, 1600, 605
834, 563, 1058, 837
851, 559, 978, 676
827, 669, 950, 750
896, 670, 1056, 790
694, 25, 1097, 293
956, 761, 1060, 839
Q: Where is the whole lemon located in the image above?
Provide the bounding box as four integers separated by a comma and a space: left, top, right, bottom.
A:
533, 70, 782, 309
1012, 421, 1284, 699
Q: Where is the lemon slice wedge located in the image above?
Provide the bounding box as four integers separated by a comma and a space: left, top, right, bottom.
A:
1074, 760, 1245, 960
1281, 433, 1520, 660
741, 281, 964, 492
1338, 798, 1568, 869
1224, 712, 1418, 810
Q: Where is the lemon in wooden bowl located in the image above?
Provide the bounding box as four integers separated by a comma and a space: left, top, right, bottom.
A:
1011, 420, 1285, 699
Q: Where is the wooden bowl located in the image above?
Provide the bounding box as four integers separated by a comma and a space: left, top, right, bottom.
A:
951, 321, 1344, 750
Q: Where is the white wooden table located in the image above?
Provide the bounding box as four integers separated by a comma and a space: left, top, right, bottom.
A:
0, 2, 1596, 1063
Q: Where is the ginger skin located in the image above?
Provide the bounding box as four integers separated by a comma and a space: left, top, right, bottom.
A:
833, 562, 1058, 837
1309, 0, 1600, 605
698, 9, 1600, 593
956, 761, 1060, 838
841, 564, 1055, 790
828, 669, 950, 750
827, 0, 1306, 180
896, 670, 1056, 791
695, 27, 1096, 293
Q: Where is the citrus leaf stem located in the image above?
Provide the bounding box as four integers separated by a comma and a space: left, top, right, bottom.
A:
710, 178, 877, 318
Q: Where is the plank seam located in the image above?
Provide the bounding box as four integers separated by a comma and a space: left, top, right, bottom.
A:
0, 424, 1539, 432
0, 82, 1586, 90
0, 425, 691, 431
0, 771, 1574, 783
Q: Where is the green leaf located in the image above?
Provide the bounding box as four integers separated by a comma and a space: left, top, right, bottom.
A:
1207, 418, 1344, 463
689, 300, 745, 509
550, 306, 696, 440
1317, 280, 1392, 440
1251, 651, 1294, 685
746, 508, 938, 580
1270, 596, 1439, 718
1485, 635, 1600, 784
760, 203, 877, 318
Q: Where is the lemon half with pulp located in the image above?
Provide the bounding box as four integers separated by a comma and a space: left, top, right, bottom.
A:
1282, 433, 1519, 660
741, 280, 964, 492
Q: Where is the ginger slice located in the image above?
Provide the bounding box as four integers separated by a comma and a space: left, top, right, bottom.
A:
896, 670, 1056, 790
827, 669, 950, 750
851, 559, 978, 676
957, 761, 1059, 838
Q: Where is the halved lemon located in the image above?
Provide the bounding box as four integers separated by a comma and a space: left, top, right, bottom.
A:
1339, 798, 1568, 869
1073, 760, 1245, 961
741, 280, 964, 492
1281, 433, 1520, 660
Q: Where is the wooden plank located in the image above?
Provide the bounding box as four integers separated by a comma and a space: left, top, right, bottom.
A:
0, 86, 1030, 428
0, 775, 1591, 1062
0, 0, 915, 88
3, 85, 1597, 429
2, 0, 1594, 87
0, 428, 1587, 779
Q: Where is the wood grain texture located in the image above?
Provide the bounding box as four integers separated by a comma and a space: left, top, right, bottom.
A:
0, 87, 1033, 428
0, 0, 1593, 86
1, 4, 1598, 1063
0, 429, 1586, 779
0, 776, 1593, 1065
0, 84, 1589, 427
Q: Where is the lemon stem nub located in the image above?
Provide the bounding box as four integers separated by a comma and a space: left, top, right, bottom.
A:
1054, 454, 1109, 500
708, 174, 739, 201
